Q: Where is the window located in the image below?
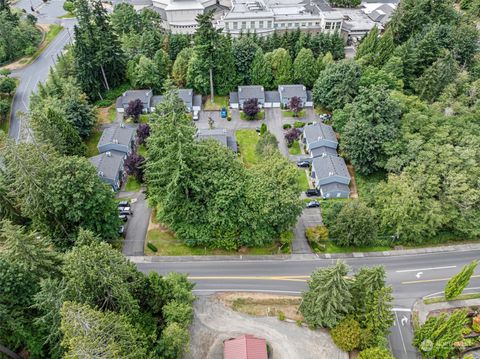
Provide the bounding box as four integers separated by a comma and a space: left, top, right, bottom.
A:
307, 22, 312, 27
294, 22, 299, 27
301, 22, 306, 27
274, 23, 278, 28
250, 21, 255, 28
259, 21, 263, 28
241, 21, 246, 29
280, 23, 285, 28
336, 193, 341, 198
268, 20, 272, 28
325, 22, 331, 30
225, 22, 229, 30
233, 22, 237, 30
288, 23, 293, 27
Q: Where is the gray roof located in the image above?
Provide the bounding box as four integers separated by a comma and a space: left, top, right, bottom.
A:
238, 86, 265, 102
98, 124, 136, 148
178, 89, 193, 106
307, 90, 314, 102
278, 84, 307, 99
193, 94, 202, 107
312, 154, 350, 180
117, 90, 153, 107
265, 91, 280, 103
196, 129, 237, 152
89, 150, 124, 181
320, 182, 350, 193
230, 92, 239, 104
367, 4, 395, 24
304, 123, 337, 144
311, 146, 338, 157
151, 95, 164, 107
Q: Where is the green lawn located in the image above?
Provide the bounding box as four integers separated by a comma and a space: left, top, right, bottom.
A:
28, 25, 63, 64
324, 242, 392, 253
85, 130, 101, 157
297, 169, 309, 190
282, 110, 305, 118
236, 129, 259, 166
145, 228, 282, 256
125, 176, 141, 192
289, 140, 301, 155
204, 95, 228, 111
240, 111, 265, 121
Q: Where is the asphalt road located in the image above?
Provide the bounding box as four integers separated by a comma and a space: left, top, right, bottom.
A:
135, 249, 480, 358
9, 1, 76, 141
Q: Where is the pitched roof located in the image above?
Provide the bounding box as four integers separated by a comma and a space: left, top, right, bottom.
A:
278, 84, 307, 99
178, 89, 194, 106
304, 123, 337, 145
230, 92, 239, 104
311, 146, 338, 157
196, 128, 237, 152
98, 124, 136, 148
224, 335, 267, 359
312, 154, 350, 180
265, 91, 280, 103
193, 94, 202, 107
320, 182, 350, 193
88, 150, 125, 181
307, 90, 314, 102
117, 90, 153, 107
238, 86, 265, 101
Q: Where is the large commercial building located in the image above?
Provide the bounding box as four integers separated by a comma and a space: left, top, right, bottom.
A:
219, 0, 343, 37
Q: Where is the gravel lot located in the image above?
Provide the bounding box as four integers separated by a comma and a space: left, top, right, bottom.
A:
186, 295, 347, 359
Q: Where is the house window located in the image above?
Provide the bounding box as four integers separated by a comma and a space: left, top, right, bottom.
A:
233, 22, 237, 30
225, 22, 229, 30
325, 22, 331, 30
280, 23, 285, 28
250, 21, 255, 28
259, 20, 264, 28
336, 193, 341, 198
268, 20, 272, 28
294, 22, 299, 27
274, 23, 278, 28
288, 23, 293, 27
308, 22, 312, 27
241, 21, 246, 29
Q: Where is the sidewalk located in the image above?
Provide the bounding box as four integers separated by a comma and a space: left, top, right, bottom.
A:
414, 298, 480, 324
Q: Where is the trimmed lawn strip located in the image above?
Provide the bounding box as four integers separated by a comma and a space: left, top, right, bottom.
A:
240, 110, 265, 121
236, 129, 259, 166
282, 109, 305, 118
59, 13, 76, 18
297, 169, 309, 191
289, 140, 301, 155
125, 176, 141, 192
204, 95, 228, 111
424, 293, 480, 305
145, 228, 281, 256
85, 130, 101, 157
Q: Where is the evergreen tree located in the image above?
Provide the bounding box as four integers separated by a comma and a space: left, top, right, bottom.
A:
444, 260, 478, 300
300, 261, 353, 328
355, 26, 379, 61
362, 287, 394, 346
270, 47, 293, 86
351, 265, 386, 317
233, 36, 260, 85
250, 48, 273, 89
293, 48, 317, 88
172, 47, 193, 87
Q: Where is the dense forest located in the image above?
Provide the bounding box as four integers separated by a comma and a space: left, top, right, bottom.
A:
318, 0, 480, 246
0, 0, 41, 64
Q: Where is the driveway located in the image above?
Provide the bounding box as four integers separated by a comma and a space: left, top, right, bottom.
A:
293, 208, 322, 254
187, 296, 347, 359
196, 110, 263, 131
119, 191, 151, 256
264, 108, 289, 157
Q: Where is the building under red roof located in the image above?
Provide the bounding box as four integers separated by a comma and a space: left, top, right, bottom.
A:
224, 334, 268, 359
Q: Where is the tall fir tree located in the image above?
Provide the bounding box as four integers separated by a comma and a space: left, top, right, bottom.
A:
444, 260, 478, 300
250, 48, 273, 89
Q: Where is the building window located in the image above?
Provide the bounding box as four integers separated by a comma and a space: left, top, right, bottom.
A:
225, 22, 229, 30
294, 22, 299, 27
307, 22, 312, 27
268, 20, 272, 28
325, 22, 331, 30
288, 23, 293, 27
280, 23, 285, 28
274, 23, 278, 28
301, 22, 306, 27
259, 20, 263, 28
250, 21, 255, 28
241, 21, 246, 29
233, 22, 237, 30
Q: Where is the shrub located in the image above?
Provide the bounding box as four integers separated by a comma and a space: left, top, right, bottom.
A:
278, 311, 286, 321
296, 319, 303, 326
63, 0, 75, 12
330, 318, 362, 352
282, 123, 292, 129
243, 98, 260, 119
305, 226, 328, 243
227, 116, 232, 121
473, 315, 480, 332
293, 121, 305, 128
147, 242, 158, 252
358, 347, 394, 359
279, 231, 293, 247
260, 123, 267, 135
0, 99, 9, 120
285, 128, 301, 146
25, 46, 37, 56
96, 99, 111, 107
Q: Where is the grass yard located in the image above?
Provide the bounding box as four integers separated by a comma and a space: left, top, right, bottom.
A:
289, 140, 301, 155
96, 106, 117, 124
236, 129, 259, 166
125, 176, 141, 192
282, 109, 305, 118
204, 95, 228, 111
218, 293, 303, 322
297, 169, 309, 190
85, 130, 101, 157
240, 110, 265, 121
145, 228, 282, 256
324, 242, 392, 253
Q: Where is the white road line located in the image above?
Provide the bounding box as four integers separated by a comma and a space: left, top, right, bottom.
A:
393, 308, 412, 312
192, 289, 302, 295
394, 312, 407, 353
396, 266, 456, 273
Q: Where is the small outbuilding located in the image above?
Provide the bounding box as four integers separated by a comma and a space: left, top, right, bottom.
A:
224, 334, 268, 359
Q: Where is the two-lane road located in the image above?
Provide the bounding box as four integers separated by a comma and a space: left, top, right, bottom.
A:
134, 250, 480, 358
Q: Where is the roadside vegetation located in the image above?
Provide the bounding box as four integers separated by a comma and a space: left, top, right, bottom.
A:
0, 70, 18, 133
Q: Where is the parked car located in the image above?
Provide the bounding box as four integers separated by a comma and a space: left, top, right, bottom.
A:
305, 189, 320, 197
118, 225, 125, 236
306, 200, 320, 208
193, 111, 199, 121
297, 160, 310, 168
255, 126, 261, 133
118, 201, 130, 208
119, 214, 128, 222
119, 209, 133, 216
220, 107, 228, 118
119, 206, 132, 213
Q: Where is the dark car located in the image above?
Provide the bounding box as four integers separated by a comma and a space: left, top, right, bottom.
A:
305, 189, 320, 197
220, 107, 228, 118
119, 214, 128, 222
306, 200, 320, 208
118, 201, 130, 208
297, 160, 310, 168
255, 126, 261, 133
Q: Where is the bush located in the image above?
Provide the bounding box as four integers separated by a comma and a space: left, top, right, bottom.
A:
227, 116, 232, 121
293, 121, 305, 128
96, 99, 112, 107
305, 226, 328, 243
278, 311, 285, 321
330, 318, 362, 352
473, 315, 480, 332
0, 99, 9, 120
63, 0, 75, 12
358, 347, 394, 359
147, 242, 158, 252
260, 123, 267, 135
282, 123, 292, 129
279, 231, 293, 247
25, 46, 37, 56
285, 128, 301, 146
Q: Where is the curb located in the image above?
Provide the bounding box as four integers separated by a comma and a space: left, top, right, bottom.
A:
128, 243, 480, 263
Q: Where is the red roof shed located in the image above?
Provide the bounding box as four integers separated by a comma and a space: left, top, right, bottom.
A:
224, 334, 268, 359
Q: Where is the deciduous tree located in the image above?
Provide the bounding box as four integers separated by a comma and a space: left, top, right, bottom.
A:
293, 48, 317, 88
125, 98, 143, 123
243, 98, 260, 119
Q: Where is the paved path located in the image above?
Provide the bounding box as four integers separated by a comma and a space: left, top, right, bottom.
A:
120, 192, 150, 256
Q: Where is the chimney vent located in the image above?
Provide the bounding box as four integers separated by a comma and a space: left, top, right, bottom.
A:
106, 151, 111, 157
